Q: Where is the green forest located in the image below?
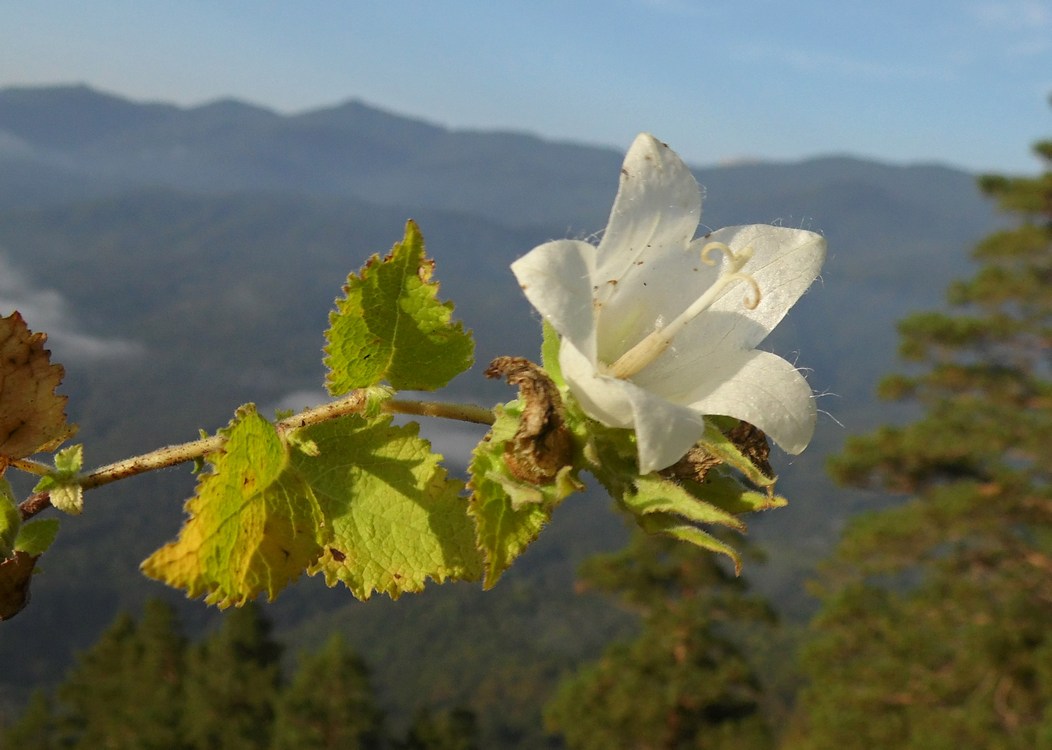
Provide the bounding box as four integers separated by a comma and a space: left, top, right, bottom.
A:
1, 90, 1050, 748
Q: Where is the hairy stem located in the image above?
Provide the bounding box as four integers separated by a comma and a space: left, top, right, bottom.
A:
17, 391, 494, 520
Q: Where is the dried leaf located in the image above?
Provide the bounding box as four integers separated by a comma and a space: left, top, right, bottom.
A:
0, 312, 76, 460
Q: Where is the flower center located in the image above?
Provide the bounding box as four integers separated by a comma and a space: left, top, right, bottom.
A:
606, 241, 761, 380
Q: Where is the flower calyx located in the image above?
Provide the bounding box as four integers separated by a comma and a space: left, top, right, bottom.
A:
661, 421, 774, 485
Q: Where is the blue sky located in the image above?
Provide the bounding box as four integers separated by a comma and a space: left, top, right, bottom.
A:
1, 0, 1049, 173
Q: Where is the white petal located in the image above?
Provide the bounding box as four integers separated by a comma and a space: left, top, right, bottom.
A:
511, 239, 599, 361
678, 348, 818, 454
624, 387, 707, 474
594, 134, 702, 291
561, 340, 706, 473
559, 339, 634, 428
675, 225, 825, 354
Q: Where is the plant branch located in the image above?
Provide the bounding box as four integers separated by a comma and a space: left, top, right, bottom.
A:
17, 391, 495, 520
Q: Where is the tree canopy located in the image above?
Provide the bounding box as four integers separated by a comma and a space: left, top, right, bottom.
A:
785, 118, 1052, 749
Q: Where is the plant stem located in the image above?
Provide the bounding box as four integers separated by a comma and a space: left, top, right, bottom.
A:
17, 391, 494, 520
387, 399, 495, 425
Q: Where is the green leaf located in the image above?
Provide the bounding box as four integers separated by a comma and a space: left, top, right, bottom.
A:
32, 444, 84, 515
694, 476, 787, 516
467, 401, 581, 587
325, 221, 474, 393
301, 413, 482, 599
143, 405, 481, 607
617, 473, 749, 572
14, 518, 60, 556
622, 474, 746, 533
634, 513, 742, 575
0, 478, 19, 558
142, 405, 329, 608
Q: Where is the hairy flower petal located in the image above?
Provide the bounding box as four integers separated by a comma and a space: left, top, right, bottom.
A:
511, 238, 599, 361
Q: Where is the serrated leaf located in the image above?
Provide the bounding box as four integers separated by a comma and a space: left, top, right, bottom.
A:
325, 221, 474, 393
143, 406, 481, 607
141, 405, 328, 608
0, 312, 76, 460
14, 518, 59, 556
34, 444, 84, 514
301, 414, 482, 599
48, 485, 83, 515
467, 402, 581, 587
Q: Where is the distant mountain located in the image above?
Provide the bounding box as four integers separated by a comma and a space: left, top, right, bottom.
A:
0, 85, 1004, 746
0, 84, 621, 227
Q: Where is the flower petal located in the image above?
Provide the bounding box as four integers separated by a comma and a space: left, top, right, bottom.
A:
594, 134, 702, 291
678, 348, 817, 454
559, 339, 633, 428
625, 388, 708, 474
675, 225, 825, 354
561, 340, 706, 473
511, 239, 599, 361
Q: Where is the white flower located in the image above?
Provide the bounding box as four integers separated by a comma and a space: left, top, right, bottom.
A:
511, 133, 826, 474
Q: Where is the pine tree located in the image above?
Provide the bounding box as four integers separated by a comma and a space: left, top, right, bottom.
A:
545, 531, 775, 750
398, 707, 479, 750
785, 119, 1052, 748
182, 602, 282, 750
0, 690, 57, 749
271, 633, 385, 750
125, 598, 188, 748
25, 599, 190, 749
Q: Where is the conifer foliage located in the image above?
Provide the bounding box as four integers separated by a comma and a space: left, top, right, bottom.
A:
545, 532, 775, 750
786, 116, 1052, 748
0, 600, 462, 749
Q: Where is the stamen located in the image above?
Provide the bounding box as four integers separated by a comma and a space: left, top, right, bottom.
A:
606, 242, 762, 379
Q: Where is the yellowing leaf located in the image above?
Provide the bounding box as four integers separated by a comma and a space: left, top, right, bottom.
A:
143, 406, 481, 607
301, 414, 482, 599
0, 312, 76, 460
141, 405, 328, 608
325, 221, 474, 393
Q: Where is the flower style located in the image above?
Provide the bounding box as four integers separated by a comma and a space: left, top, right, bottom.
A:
511, 133, 826, 474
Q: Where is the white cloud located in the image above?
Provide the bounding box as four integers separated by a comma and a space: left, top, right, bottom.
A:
412, 417, 488, 469
264, 389, 329, 416
972, 0, 1052, 29
970, 1, 1052, 56
0, 252, 143, 361
733, 43, 954, 83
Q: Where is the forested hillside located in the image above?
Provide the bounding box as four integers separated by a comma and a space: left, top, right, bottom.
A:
0, 85, 1002, 746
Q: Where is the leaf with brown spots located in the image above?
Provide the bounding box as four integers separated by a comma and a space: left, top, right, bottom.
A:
0, 312, 76, 462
